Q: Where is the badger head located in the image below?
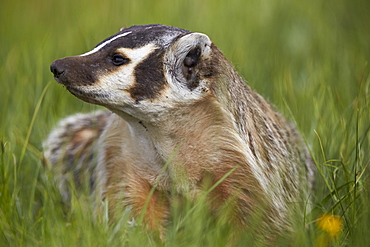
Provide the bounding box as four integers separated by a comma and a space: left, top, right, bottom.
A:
50, 24, 218, 122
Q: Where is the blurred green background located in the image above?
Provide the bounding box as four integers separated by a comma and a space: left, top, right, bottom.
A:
0, 0, 369, 246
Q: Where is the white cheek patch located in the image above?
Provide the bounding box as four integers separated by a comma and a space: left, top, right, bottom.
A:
80, 31, 132, 57
116, 45, 157, 67
96, 44, 157, 92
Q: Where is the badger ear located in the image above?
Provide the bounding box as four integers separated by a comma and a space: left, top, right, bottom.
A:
174, 32, 212, 52
167, 33, 212, 89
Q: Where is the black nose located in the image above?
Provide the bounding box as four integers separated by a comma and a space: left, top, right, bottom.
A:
50, 60, 65, 78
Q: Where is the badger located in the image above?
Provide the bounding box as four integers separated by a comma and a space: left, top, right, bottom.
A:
45, 24, 315, 239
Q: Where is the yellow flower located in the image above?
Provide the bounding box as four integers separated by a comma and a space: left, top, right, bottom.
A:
317, 214, 342, 237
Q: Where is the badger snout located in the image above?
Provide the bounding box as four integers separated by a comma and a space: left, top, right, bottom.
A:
50, 57, 97, 87
50, 59, 71, 86
50, 60, 66, 79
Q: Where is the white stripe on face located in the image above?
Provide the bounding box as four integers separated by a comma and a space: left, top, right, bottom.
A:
80, 31, 132, 57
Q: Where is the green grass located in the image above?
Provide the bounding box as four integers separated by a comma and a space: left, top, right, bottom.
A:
1, 0, 369, 246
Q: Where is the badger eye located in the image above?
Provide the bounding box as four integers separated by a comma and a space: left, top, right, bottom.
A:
112, 54, 129, 66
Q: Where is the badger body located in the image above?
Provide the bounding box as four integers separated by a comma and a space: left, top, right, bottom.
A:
45, 24, 315, 238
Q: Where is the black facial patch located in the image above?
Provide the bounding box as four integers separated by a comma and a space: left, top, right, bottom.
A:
128, 50, 167, 102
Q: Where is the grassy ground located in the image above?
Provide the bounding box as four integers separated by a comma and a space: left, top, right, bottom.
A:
0, 0, 369, 246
